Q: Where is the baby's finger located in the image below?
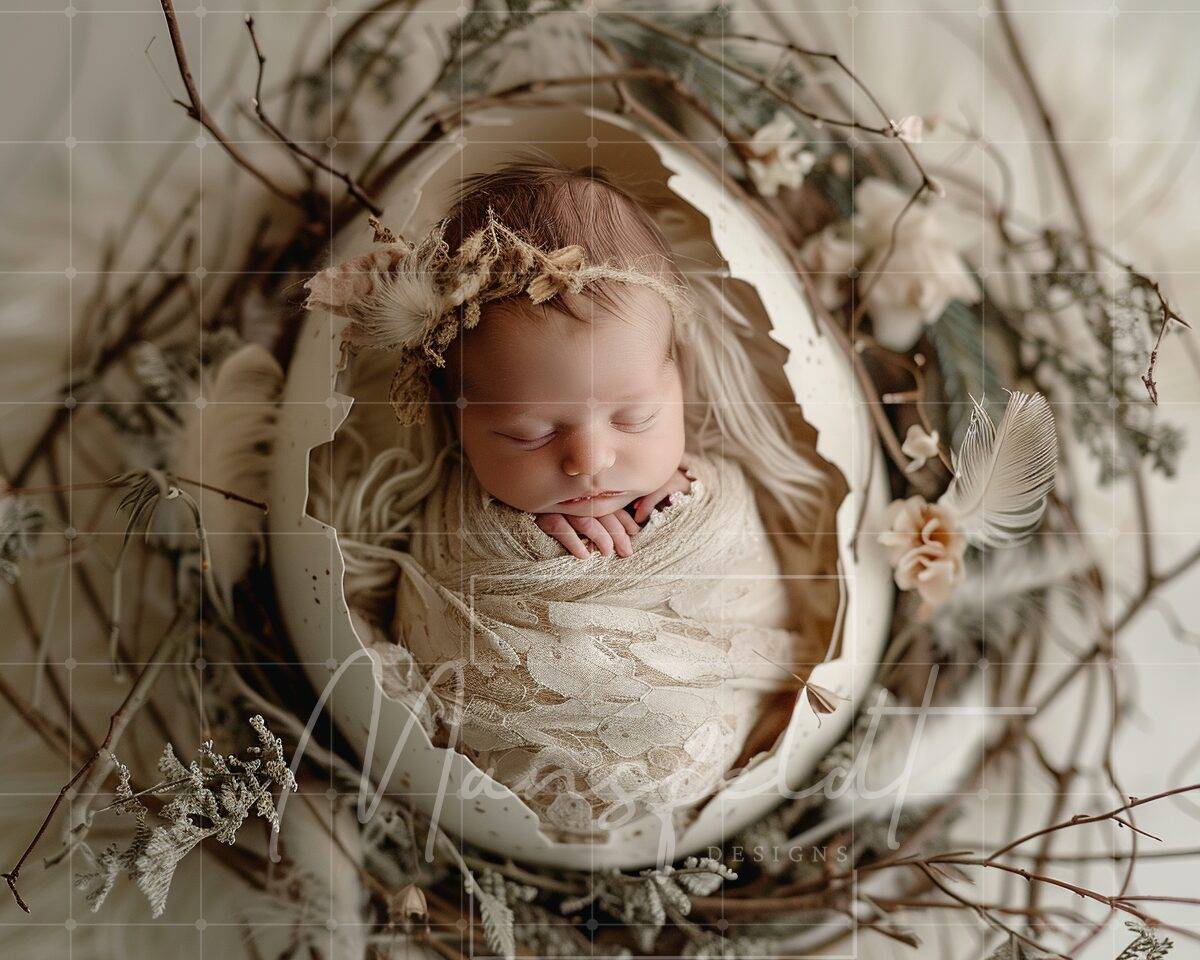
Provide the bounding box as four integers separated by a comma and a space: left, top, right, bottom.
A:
536, 514, 591, 560
634, 486, 669, 524
675, 469, 696, 493
557, 530, 592, 560
598, 513, 634, 558
613, 508, 640, 538
569, 516, 614, 557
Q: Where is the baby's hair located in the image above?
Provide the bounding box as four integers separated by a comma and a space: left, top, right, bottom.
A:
442, 154, 684, 319
434, 154, 688, 398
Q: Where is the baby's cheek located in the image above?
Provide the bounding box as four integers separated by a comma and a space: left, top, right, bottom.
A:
663, 404, 688, 456
645, 417, 687, 487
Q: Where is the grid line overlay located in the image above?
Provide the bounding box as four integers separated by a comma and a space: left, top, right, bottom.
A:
0, 3, 1195, 959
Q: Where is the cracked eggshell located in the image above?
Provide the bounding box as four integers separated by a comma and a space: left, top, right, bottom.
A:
269, 106, 893, 870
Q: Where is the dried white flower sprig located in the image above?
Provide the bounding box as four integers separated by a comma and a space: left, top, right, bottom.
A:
75, 715, 297, 917
559, 856, 738, 954
880, 391, 1058, 617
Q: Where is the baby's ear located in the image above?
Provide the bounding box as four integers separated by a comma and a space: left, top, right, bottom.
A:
303, 249, 399, 317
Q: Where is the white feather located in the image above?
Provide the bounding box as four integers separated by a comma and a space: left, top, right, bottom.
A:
358, 246, 447, 350
938, 390, 1058, 549
166, 344, 284, 602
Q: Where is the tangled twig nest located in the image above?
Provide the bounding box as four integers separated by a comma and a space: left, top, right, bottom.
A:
0, 3, 1196, 959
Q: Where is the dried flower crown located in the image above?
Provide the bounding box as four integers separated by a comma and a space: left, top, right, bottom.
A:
303, 209, 693, 425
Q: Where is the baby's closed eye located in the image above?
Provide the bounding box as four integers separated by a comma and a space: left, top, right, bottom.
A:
495, 407, 663, 447
610, 407, 661, 431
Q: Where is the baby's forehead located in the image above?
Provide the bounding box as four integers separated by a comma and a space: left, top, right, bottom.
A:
456, 290, 674, 392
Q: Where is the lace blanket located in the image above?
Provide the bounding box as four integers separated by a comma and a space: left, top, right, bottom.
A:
385, 451, 822, 834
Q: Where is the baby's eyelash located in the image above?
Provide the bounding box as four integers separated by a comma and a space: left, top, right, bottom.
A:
499, 431, 555, 448
612, 410, 660, 431
497, 410, 661, 447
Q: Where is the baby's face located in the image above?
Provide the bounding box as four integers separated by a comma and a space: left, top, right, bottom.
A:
449, 287, 686, 517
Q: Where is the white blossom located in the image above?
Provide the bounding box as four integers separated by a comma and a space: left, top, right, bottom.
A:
799, 225, 859, 311
890, 115, 924, 143
745, 111, 815, 197
853, 177, 981, 352
901, 424, 941, 473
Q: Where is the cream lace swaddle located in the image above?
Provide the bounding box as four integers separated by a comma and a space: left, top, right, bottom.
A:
388, 450, 820, 834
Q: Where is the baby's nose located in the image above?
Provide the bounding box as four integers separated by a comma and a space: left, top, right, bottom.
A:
561, 430, 616, 477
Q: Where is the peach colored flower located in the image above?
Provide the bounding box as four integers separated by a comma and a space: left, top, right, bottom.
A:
879, 495, 966, 616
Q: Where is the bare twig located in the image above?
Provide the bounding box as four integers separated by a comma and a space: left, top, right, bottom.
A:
158, 0, 304, 209
6, 472, 269, 516
244, 15, 383, 217
912, 861, 1065, 960
994, 0, 1095, 262
986, 783, 1200, 862
1140, 276, 1189, 404
2, 605, 193, 913
330, 7, 415, 138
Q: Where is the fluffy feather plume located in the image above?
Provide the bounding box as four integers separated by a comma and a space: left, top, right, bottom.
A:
938, 391, 1058, 548
305, 234, 450, 358
167, 343, 283, 601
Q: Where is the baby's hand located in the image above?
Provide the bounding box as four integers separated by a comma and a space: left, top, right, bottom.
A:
632, 466, 696, 525
534, 508, 641, 560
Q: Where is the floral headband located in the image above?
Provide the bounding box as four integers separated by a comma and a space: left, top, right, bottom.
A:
303, 209, 694, 425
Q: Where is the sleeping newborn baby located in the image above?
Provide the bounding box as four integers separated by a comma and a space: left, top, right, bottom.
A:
433, 162, 698, 559
446, 271, 694, 558
306, 158, 826, 835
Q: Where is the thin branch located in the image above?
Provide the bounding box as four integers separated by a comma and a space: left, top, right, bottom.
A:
0, 672, 86, 768
912, 861, 1066, 960
1141, 279, 1188, 404
986, 782, 1200, 862
158, 0, 304, 209
2, 605, 195, 913
928, 855, 1168, 928
6, 472, 269, 516
1, 755, 96, 914
330, 7, 415, 138
994, 0, 1095, 263
244, 15, 383, 217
